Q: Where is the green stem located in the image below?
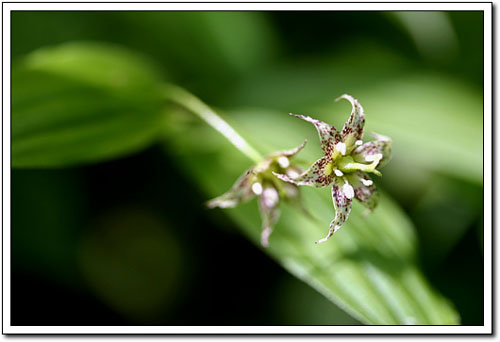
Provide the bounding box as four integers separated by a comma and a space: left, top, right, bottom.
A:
163, 83, 263, 164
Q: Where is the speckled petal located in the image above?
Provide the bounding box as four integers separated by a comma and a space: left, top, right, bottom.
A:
270, 140, 308, 158
259, 186, 281, 247
337, 94, 365, 148
273, 156, 334, 188
206, 168, 256, 208
350, 171, 379, 212
315, 178, 353, 244
352, 133, 392, 168
290, 114, 339, 155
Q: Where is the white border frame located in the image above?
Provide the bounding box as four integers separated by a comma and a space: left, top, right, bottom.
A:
2, 2, 492, 335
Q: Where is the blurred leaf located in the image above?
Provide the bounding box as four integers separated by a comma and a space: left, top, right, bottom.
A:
11, 12, 279, 105
12, 42, 166, 167
162, 107, 459, 325
222, 43, 412, 112
386, 12, 459, 63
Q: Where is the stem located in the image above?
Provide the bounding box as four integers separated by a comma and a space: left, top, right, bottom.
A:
163, 83, 263, 164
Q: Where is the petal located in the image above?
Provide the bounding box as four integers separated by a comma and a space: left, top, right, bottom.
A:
349, 171, 379, 212
352, 133, 392, 168
267, 140, 307, 171
290, 113, 339, 155
315, 178, 353, 244
337, 94, 365, 148
273, 156, 334, 188
254, 140, 308, 174
259, 186, 281, 247
206, 168, 255, 208
270, 139, 307, 158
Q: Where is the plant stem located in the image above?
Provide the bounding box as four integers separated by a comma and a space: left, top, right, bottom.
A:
163, 83, 263, 164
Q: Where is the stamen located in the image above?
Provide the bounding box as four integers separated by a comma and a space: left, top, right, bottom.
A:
263, 187, 279, 207
360, 178, 373, 186
286, 169, 300, 179
365, 153, 383, 162
337, 156, 381, 176
251, 182, 263, 195
277, 156, 290, 168
334, 169, 344, 177
342, 182, 354, 200
336, 142, 346, 156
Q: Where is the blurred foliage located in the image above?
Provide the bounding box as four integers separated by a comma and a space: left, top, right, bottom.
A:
12, 42, 166, 167
11, 11, 278, 101
11, 11, 484, 326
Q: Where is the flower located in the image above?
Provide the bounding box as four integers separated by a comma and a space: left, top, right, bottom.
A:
207, 141, 307, 247
273, 94, 392, 244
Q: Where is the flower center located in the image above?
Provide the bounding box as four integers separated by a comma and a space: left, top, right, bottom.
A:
324, 152, 382, 178
323, 141, 384, 178
336, 155, 382, 176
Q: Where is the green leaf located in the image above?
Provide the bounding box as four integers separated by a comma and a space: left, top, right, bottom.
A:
162, 107, 459, 325
12, 42, 166, 168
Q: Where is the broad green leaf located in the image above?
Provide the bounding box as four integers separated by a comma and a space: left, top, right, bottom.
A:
162, 107, 459, 325
12, 42, 166, 168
